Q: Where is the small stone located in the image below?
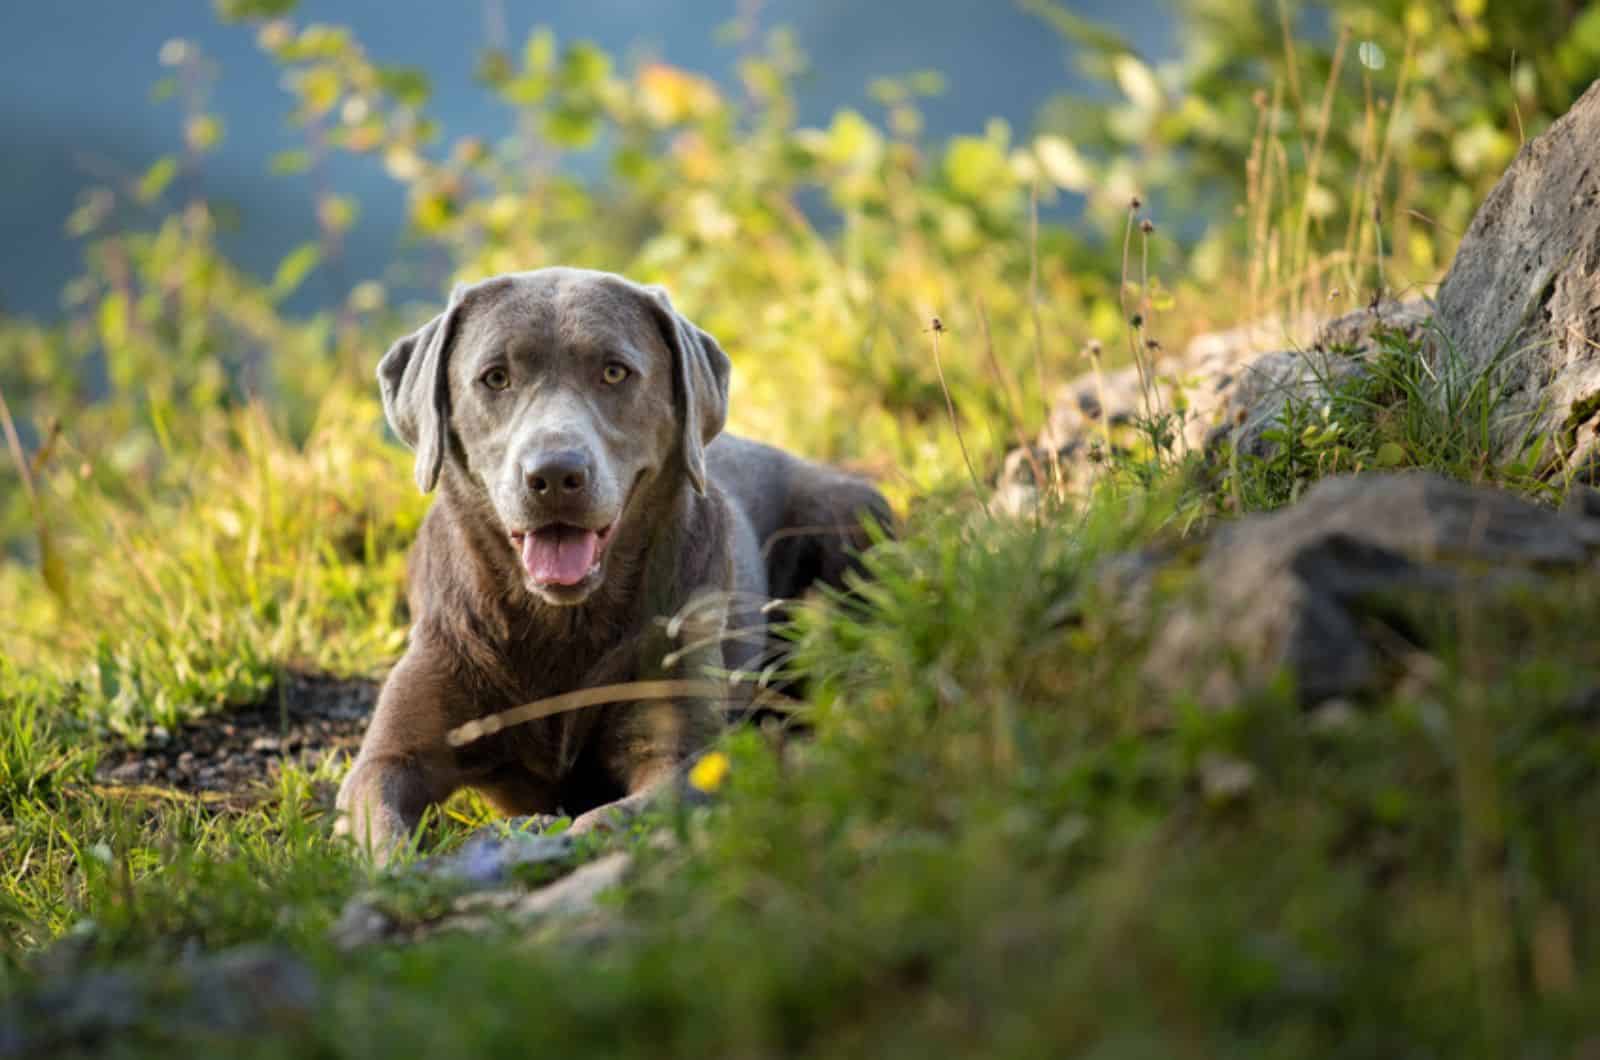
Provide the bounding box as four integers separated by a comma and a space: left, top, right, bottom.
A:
1199, 754, 1257, 803
106, 760, 145, 784
1310, 699, 1360, 732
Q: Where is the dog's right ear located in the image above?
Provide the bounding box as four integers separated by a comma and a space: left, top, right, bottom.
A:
377, 287, 467, 493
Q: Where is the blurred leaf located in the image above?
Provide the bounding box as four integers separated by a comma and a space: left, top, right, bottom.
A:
297, 67, 341, 118
944, 136, 1009, 199
638, 63, 721, 125
476, 47, 512, 87
1019, 0, 1133, 55
1376, 441, 1409, 467
185, 114, 224, 153
270, 149, 311, 176
377, 65, 431, 107
213, 0, 298, 20
816, 110, 883, 167
1035, 135, 1093, 191
317, 195, 357, 234
560, 41, 610, 90
65, 189, 113, 238
525, 28, 556, 74
410, 190, 455, 233
542, 106, 600, 149
270, 243, 321, 300
38, 519, 68, 604
137, 157, 179, 203
98, 293, 129, 350
1112, 54, 1163, 111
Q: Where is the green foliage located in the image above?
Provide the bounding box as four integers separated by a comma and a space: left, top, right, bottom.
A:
1221, 326, 1555, 513
1027, 0, 1598, 324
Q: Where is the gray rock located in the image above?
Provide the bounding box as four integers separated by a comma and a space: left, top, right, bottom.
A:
1432, 78, 1600, 476
330, 823, 630, 948
1193, 302, 1433, 458
0, 945, 318, 1059
453, 852, 633, 923
1144, 473, 1600, 706
431, 827, 575, 888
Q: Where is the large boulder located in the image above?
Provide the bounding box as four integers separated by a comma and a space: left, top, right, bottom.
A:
1140, 472, 1600, 706
1431, 78, 1600, 476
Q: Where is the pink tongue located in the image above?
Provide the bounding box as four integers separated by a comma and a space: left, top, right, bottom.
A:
521, 526, 600, 586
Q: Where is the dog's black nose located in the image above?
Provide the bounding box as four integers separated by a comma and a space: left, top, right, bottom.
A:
524, 449, 592, 496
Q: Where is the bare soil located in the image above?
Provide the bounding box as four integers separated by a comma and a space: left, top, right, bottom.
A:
93, 672, 376, 800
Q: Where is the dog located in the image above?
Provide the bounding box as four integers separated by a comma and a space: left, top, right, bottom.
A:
335, 267, 889, 860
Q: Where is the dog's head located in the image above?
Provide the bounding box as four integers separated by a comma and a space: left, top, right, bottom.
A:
377, 268, 730, 606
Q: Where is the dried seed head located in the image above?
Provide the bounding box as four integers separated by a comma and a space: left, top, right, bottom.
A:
1328, 287, 1342, 300
1234, 408, 1249, 426
1144, 338, 1161, 351
928, 316, 944, 333
1129, 194, 1143, 211
1140, 218, 1155, 235
1130, 312, 1144, 329
1087, 338, 1103, 358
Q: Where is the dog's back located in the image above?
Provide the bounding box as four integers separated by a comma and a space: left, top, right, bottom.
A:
708, 434, 891, 687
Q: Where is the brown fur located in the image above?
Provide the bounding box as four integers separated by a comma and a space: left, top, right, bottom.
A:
336, 268, 888, 859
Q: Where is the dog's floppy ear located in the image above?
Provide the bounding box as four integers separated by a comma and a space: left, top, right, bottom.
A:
377, 286, 468, 493
645, 286, 731, 495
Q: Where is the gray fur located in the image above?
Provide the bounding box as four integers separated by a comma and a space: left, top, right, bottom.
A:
338, 268, 889, 860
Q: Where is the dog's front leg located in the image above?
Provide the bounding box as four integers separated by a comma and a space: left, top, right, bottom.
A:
335, 753, 454, 863
335, 643, 468, 863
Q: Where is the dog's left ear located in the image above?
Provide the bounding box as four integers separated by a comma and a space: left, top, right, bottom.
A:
644, 286, 731, 495
377, 286, 469, 493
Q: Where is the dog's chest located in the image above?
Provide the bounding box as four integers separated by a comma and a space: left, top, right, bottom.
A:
491, 630, 643, 777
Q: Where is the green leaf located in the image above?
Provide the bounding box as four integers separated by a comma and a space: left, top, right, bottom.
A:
377, 65, 431, 107
298, 67, 341, 118
542, 106, 600, 149
270, 149, 311, 176
1375, 441, 1408, 467
137, 157, 179, 203
524, 28, 556, 75
213, 0, 298, 22
1034, 135, 1093, 191
185, 114, 224, 153
944, 136, 1009, 199
560, 42, 611, 90
98, 292, 129, 349
271, 243, 321, 300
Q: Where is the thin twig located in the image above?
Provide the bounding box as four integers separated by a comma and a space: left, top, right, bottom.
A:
449, 680, 733, 747
927, 319, 990, 515
975, 296, 1044, 492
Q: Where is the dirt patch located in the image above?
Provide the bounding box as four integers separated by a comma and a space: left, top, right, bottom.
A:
94, 672, 377, 801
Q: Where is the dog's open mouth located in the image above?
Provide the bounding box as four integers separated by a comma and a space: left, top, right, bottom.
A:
511, 523, 615, 588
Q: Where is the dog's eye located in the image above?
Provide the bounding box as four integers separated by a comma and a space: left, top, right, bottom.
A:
480, 367, 511, 391
602, 363, 630, 385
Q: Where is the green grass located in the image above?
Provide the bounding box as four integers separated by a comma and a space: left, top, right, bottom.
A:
5, 423, 1600, 1056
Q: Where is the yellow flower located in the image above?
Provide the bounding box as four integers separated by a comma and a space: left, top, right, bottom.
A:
688, 751, 730, 794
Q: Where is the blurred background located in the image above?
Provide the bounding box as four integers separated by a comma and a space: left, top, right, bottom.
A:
1, 0, 1170, 319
